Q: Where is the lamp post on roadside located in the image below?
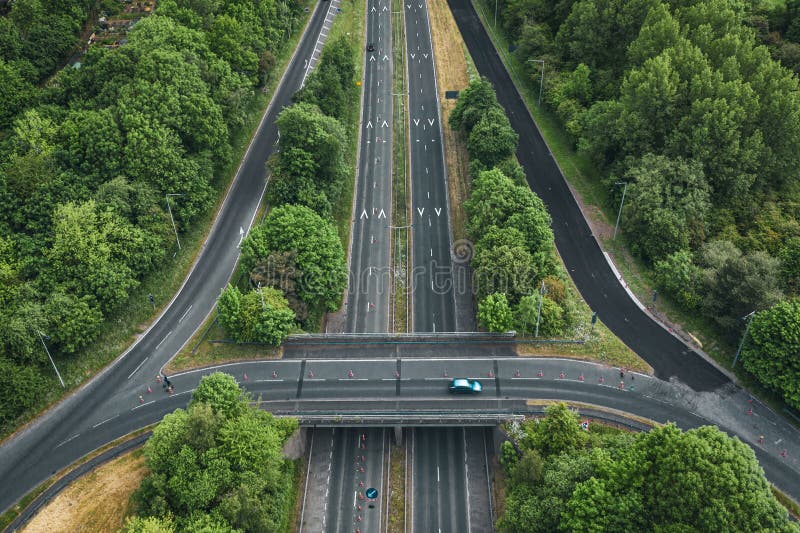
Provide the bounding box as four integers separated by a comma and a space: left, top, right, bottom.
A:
527, 59, 545, 107
165, 193, 185, 251
37, 330, 65, 388
257, 281, 266, 310
534, 280, 547, 338
613, 181, 628, 240
732, 310, 756, 368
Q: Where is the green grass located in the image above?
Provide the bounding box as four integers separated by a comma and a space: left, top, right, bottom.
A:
0, 1, 315, 441
392, 0, 410, 333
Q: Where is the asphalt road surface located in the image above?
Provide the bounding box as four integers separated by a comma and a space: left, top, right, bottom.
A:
405, 0, 457, 333
0, 1, 339, 514
445, 0, 729, 392
3, 355, 799, 519
346, 0, 394, 334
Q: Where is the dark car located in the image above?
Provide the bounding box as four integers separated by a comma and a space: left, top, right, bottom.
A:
367, 43, 375, 52
448, 378, 482, 394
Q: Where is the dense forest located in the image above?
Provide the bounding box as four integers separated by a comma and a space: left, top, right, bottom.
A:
0, 0, 303, 426
490, 0, 800, 409
499, 404, 798, 532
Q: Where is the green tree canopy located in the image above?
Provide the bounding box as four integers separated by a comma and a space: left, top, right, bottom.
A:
478, 292, 514, 332
742, 300, 800, 410
240, 205, 347, 315
216, 284, 296, 345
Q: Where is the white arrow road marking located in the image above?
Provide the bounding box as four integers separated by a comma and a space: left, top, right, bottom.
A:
383, 5, 388, 10
360, 209, 369, 219
370, 55, 376, 61
382, 120, 389, 127
383, 55, 389, 61
378, 209, 387, 219
417, 207, 425, 216
367, 120, 373, 128
435, 207, 442, 216
371, 5, 376, 11
423, 53, 429, 59
428, 118, 435, 125
425, 167, 429, 174
413, 118, 420, 125
237, 226, 245, 247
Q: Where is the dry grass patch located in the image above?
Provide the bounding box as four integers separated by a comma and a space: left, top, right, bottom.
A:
428, 0, 471, 240
22, 450, 147, 533
388, 444, 406, 533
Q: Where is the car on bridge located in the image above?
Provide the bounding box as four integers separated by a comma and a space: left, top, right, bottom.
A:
448, 378, 482, 394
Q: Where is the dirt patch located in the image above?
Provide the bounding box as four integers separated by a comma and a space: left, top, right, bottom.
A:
22, 450, 147, 533
428, 0, 471, 241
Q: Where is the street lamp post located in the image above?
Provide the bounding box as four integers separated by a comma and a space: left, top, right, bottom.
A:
527, 59, 545, 107
494, 0, 498, 29
732, 311, 756, 368
165, 193, 185, 251
534, 280, 547, 338
257, 282, 266, 310
613, 181, 628, 240
37, 330, 65, 388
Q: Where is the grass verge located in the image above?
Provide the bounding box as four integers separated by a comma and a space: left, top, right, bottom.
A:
20, 449, 147, 533
428, 0, 471, 242
0, 428, 152, 531
391, 0, 410, 333
387, 443, 406, 533
0, 1, 315, 441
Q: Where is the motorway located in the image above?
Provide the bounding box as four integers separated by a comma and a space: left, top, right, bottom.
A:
0, 1, 341, 514
405, 0, 457, 333
446, 0, 729, 392
345, 0, 394, 334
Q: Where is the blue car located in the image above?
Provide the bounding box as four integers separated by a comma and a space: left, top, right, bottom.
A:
448, 378, 482, 394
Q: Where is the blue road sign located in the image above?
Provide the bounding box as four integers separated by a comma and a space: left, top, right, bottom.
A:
365, 487, 378, 499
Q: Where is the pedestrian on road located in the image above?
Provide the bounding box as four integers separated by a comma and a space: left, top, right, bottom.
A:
619, 369, 624, 379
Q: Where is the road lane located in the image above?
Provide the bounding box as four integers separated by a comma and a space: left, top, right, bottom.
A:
404, 0, 456, 333
346, 0, 394, 333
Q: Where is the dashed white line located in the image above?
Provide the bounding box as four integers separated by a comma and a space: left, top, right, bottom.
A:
55, 434, 80, 449
93, 415, 119, 429
155, 331, 172, 350
127, 356, 148, 379
132, 400, 155, 410
178, 305, 193, 323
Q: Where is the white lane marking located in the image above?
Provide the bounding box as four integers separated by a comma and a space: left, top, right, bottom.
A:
93, 414, 119, 428
55, 434, 80, 449
338, 378, 369, 381
132, 400, 155, 410
437, 465, 440, 482
178, 305, 193, 323
255, 378, 284, 382
127, 356, 148, 380
155, 331, 172, 350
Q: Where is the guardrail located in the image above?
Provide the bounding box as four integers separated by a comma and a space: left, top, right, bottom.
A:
275, 411, 526, 425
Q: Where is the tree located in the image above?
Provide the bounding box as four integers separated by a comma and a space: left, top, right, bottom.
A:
240, 205, 347, 315
120, 515, 176, 533
449, 78, 502, 132
45, 201, 140, 313
741, 300, 800, 410
561, 424, 795, 532
472, 244, 538, 303
653, 249, 701, 309
621, 154, 710, 261
467, 110, 519, 168
0, 358, 47, 424
189, 372, 248, 419
133, 374, 296, 531
216, 285, 296, 345
44, 292, 102, 355
478, 293, 514, 332
526, 402, 588, 457
696, 241, 783, 334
